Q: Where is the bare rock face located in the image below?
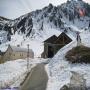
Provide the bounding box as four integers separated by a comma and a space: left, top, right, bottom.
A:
60, 71, 87, 90
69, 71, 86, 90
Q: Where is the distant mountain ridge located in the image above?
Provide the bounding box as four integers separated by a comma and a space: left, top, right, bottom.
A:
0, 0, 90, 38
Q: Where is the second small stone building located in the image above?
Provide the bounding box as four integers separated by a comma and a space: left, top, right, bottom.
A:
2, 45, 34, 62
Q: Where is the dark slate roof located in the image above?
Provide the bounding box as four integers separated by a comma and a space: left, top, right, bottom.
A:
44, 35, 57, 43
9, 45, 33, 53
54, 32, 72, 44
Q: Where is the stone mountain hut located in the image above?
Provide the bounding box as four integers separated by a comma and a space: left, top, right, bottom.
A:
2, 45, 34, 62
41, 32, 72, 58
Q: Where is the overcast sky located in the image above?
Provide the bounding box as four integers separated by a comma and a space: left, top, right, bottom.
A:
0, 0, 90, 19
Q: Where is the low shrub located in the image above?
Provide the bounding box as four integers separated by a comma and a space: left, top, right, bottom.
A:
65, 45, 90, 63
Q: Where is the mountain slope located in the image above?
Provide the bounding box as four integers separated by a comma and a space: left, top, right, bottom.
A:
14, 0, 90, 36
0, 0, 90, 39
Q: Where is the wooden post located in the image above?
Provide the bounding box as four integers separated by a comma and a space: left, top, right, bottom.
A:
27, 44, 29, 71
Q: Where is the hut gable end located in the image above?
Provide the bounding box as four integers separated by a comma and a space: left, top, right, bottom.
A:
44, 35, 57, 44
5, 45, 13, 54
54, 32, 72, 44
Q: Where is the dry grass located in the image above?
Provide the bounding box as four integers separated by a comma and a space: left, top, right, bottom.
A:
65, 45, 90, 63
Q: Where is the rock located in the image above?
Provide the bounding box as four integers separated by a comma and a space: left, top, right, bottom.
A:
60, 85, 69, 90
69, 71, 86, 90
60, 71, 87, 90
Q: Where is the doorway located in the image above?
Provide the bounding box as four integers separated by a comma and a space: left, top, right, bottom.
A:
48, 46, 54, 58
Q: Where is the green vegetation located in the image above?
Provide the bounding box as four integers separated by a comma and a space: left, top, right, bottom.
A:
65, 45, 90, 63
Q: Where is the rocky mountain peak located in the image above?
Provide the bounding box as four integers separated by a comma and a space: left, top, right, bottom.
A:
0, 0, 90, 39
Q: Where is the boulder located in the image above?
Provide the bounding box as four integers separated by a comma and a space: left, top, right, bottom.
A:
60, 85, 69, 90
69, 71, 86, 90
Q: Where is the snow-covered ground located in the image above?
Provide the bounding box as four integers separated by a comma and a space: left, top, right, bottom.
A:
0, 58, 48, 88
81, 30, 90, 47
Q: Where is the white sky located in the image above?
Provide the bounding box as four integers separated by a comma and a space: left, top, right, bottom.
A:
0, 0, 90, 19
